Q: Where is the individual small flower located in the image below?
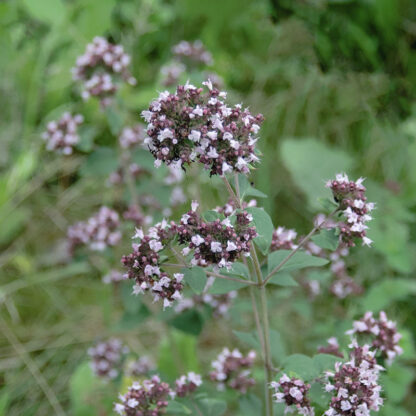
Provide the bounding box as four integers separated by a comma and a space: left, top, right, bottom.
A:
88, 338, 129, 381
114, 375, 172, 416
72, 37, 136, 106
41, 112, 83, 155
119, 124, 145, 149
160, 61, 186, 87
318, 337, 343, 358
67, 206, 121, 253
174, 372, 203, 397
141, 82, 263, 176
326, 174, 375, 247
347, 311, 403, 365
172, 40, 213, 67
270, 374, 314, 416
126, 356, 156, 377
176, 204, 257, 270
102, 270, 127, 284
210, 348, 256, 393
323, 342, 384, 416
174, 291, 237, 318
270, 226, 298, 251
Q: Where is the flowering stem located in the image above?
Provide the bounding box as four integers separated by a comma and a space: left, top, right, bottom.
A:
262, 208, 339, 286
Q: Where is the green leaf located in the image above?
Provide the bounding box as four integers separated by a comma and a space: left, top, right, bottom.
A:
0, 390, 9, 416
282, 354, 316, 380
311, 229, 339, 251
309, 382, 330, 408
105, 106, 124, 135
267, 272, 298, 287
202, 210, 222, 222
267, 250, 328, 278
184, 267, 206, 294
313, 354, 339, 374
80, 147, 119, 177
76, 125, 98, 152
169, 309, 205, 336
233, 330, 260, 349
245, 207, 274, 254
269, 329, 286, 364
281, 138, 353, 209
166, 401, 192, 415
208, 277, 250, 295
21, 0, 65, 25
238, 394, 262, 415
380, 363, 414, 403
237, 174, 267, 199
222, 262, 250, 279
199, 398, 227, 416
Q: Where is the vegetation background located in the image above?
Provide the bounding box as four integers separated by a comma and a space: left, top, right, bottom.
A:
1, 0, 416, 415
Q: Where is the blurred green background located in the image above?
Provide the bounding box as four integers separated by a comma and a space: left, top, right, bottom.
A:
1, 0, 416, 415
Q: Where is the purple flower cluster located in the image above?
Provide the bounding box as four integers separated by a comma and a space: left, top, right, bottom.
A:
270, 226, 298, 251
126, 356, 156, 377
174, 372, 203, 398
326, 174, 374, 247
123, 204, 153, 228
172, 40, 213, 67
210, 348, 256, 393
42, 112, 83, 155
72, 37, 136, 105
114, 375, 172, 416
324, 343, 384, 416
318, 337, 344, 358
88, 338, 129, 381
174, 291, 237, 318
141, 81, 263, 176
119, 124, 146, 149
121, 220, 184, 309
347, 311, 403, 365
270, 374, 314, 416
67, 206, 121, 252
177, 202, 257, 270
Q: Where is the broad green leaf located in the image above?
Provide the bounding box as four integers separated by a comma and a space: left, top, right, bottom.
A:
199, 398, 227, 416
169, 309, 205, 336
309, 382, 330, 408
267, 250, 328, 278
281, 138, 353, 209
238, 394, 262, 415
202, 210, 222, 222
237, 174, 267, 199
21, 0, 65, 25
166, 401, 192, 415
313, 354, 339, 374
80, 147, 119, 177
380, 363, 414, 403
245, 207, 274, 254
311, 229, 339, 251
208, 277, 250, 295
184, 267, 206, 294
222, 262, 250, 279
233, 330, 260, 349
267, 272, 298, 287
282, 354, 316, 380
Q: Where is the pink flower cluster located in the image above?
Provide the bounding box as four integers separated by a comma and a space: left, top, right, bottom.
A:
42, 112, 83, 155
172, 40, 213, 66
270, 374, 314, 416
174, 291, 237, 318
88, 338, 129, 381
270, 226, 298, 251
318, 337, 344, 358
141, 81, 263, 176
326, 174, 374, 247
119, 124, 146, 149
210, 348, 256, 393
324, 343, 384, 416
177, 202, 257, 270
67, 206, 121, 252
123, 204, 153, 228
72, 37, 136, 105
121, 220, 184, 309
114, 375, 171, 416
174, 372, 203, 397
126, 356, 155, 377
347, 311, 403, 365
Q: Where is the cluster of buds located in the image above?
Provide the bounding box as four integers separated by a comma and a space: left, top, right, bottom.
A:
121, 221, 184, 309
270, 374, 314, 416
177, 202, 257, 270
175, 291, 237, 318
126, 356, 156, 377
347, 311, 403, 365
102, 270, 126, 285
67, 206, 121, 252
215, 198, 257, 217
172, 40, 213, 67
324, 343, 384, 416
123, 204, 153, 228
42, 112, 83, 155
326, 174, 374, 247
88, 338, 128, 381
210, 348, 256, 393
270, 226, 298, 251
72, 37, 136, 105
114, 376, 172, 416
119, 124, 146, 149
174, 372, 203, 398
141, 81, 263, 176
318, 337, 344, 358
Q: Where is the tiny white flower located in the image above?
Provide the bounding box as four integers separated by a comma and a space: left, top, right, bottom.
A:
226, 241, 237, 251
211, 241, 222, 253
191, 235, 205, 246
